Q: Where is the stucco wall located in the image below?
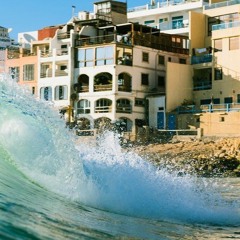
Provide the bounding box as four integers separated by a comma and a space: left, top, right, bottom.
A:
166, 62, 192, 112
189, 11, 206, 50
200, 112, 240, 137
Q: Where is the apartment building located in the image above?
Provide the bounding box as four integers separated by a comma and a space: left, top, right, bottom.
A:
0, 26, 14, 76
189, 0, 240, 136
4, 0, 191, 137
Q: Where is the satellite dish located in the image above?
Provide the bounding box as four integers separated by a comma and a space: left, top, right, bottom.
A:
8, 28, 13, 33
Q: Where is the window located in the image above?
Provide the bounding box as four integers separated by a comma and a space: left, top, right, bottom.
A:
40, 87, 52, 101
135, 98, 145, 107
214, 68, 222, 80
224, 97, 233, 104
172, 16, 183, 29
141, 73, 149, 85
214, 39, 222, 52
200, 99, 212, 105
96, 46, 114, 66
77, 99, 90, 114
55, 85, 68, 100
237, 94, 240, 103
144, 20, 155, 25
78, 48, 94, 67
142, 52, 149, 62
179, 58, 186, 64
23, 64, 34, 81
229, 37, 239, 50
172, 37, 181, 48
158, 55, 165, 65
158, 76, 165, 87
168, 57, 171, 62
9, 67, 19, 82
219, 116, 225, 122
95, 98, 112, 113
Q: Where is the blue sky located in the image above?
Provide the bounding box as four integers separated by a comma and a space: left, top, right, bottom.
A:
1, 0, 148, 40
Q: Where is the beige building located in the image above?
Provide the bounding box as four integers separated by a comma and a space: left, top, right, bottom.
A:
188, 0, 240, 136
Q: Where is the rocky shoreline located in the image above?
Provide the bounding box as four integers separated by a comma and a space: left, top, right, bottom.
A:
131, 137, 240, 177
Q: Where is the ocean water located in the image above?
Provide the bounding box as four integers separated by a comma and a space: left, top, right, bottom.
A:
0, 77, 240, 240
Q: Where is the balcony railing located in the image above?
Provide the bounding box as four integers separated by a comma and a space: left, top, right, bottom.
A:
128, 0, 202, 13
193, 80, 212, 91
191, 54, 212, 64
94, 84, 112, 92
116, 105, 132, 113
95, 106, 112, 113
212, 21, 240, 31
76, 32, 189, 55
40, 51, 52, 58
118, 86, 132, 92
201, 103, 240, 112
57, 32, 71, 40
204, 0, 240, 10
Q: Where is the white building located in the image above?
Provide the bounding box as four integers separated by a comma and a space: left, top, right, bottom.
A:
127, 0, 207, 36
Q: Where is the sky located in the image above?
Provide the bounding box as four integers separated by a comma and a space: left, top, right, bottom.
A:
1, 0, 148, 41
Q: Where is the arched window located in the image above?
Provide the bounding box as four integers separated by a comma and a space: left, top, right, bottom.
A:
118, 72, 132, 92
74, 74, 89, 93
94, 72, 112, 92
95, 98, 112, 113
77, 99, 91, 114
116, 98, 132, 113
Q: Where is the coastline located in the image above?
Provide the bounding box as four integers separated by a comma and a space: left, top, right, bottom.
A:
130, 137, 240, 177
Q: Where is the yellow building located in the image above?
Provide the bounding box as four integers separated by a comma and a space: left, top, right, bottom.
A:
189, 0, 240, 136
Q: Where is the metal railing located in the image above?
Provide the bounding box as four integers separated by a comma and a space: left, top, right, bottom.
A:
212, 21, 240, 31
191, 54, 212, 64
128, 0, 202, 13
204, 0, 240, 10
201, 103, 240, 112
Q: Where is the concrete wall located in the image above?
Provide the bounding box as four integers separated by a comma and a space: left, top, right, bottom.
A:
200, 112, 240, 137
189, 11, 206, 50
166, 62, 193, 112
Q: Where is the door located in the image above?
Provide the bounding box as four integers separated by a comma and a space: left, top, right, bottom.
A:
168, 114, 176, 130
157, 112, 164, 129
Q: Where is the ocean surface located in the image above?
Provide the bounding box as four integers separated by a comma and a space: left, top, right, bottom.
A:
0, 77, 240, 239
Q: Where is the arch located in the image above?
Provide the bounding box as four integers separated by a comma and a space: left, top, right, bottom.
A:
116, 98, 132, 113
94, 72, 112, 92
94, 117, 112, 132
74, 74, 89, 93
115, 117, 133, 132
76, 117, 91, 130
95, 98, 112, 113
77, 99, 91, 114
118, 72, 132, 92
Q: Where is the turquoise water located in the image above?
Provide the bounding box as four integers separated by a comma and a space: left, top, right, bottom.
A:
0, 77, 240, 239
